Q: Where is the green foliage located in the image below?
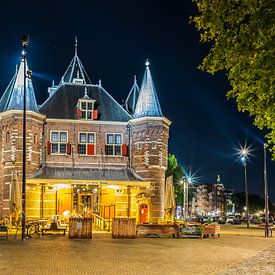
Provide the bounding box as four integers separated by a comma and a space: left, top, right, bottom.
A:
232, 192, 275, 213
192, 0, 275, 158
166, 154, 184, 182
166, 154, 184, 205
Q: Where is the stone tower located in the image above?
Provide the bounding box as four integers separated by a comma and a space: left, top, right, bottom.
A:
130, 60, 171, 222
0, 56, 44, 217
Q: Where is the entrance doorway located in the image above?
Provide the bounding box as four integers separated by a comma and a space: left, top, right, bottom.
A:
78, 193, 94, 215
139, 204, 148, 224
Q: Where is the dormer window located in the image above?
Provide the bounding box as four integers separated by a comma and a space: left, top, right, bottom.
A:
73, 78, 84, 84
76, 88, 99, 120
72, 70, 84, 84
76, 99, 98, 120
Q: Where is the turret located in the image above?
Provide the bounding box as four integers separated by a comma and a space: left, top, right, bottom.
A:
0, 49, 45, 217
130, 60, 171, 223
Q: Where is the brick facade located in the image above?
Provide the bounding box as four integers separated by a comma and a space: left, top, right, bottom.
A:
0, 112, 170, 221
0, 111, 44, 217
130, 117, 170, 222
44, 120, 129, 169
0, 49, 171, 222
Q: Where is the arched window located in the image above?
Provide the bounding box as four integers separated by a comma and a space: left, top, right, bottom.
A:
6, 132, 10, 143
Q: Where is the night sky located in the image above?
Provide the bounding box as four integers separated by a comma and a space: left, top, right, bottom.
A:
0, 1, 274, 201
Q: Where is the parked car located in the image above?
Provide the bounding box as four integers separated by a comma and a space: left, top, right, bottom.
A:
226, 215, 241, 224
261, 216, 275, 224
226, 215, 235, 224
251, 215, 274, 224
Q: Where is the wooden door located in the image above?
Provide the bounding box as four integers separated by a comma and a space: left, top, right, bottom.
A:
139, 204, 148, 224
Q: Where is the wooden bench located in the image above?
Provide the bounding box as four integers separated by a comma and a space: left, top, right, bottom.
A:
137, 224, 179, 238
0, 226, 8, 239
42, 222, 66, 235
203, 224, 221, 238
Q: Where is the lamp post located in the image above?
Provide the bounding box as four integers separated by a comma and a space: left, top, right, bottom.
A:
179, 179, 184, 220
263, 143, 271, 238
21, 34, 29, 241
240, 149, 249, 228
185, 177, 191, 220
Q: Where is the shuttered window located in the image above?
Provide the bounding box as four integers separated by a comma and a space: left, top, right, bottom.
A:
78, 132, 96, 156
105, 133, 127, 156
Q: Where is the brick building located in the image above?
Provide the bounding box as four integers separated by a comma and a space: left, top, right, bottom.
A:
0, 41, 171, 225
195, 175, 231, 216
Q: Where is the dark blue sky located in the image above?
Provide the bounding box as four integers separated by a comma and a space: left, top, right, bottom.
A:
0, 1, 274, 200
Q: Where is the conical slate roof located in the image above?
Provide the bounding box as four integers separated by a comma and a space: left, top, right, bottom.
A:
125, 75, 139, 115
59, 37, 91, 85
133, 60, 163, 118
0, 59, 39, 113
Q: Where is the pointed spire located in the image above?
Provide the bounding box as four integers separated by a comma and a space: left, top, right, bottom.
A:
133, 60, 163, 118
0, 58, 39, 113
125, 75, 140, 115
82, 87, 90, 99
59, 37, 92, 85
75, 36, 78, 56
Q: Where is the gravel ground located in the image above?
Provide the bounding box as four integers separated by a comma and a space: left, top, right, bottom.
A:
221, 245, 275, 275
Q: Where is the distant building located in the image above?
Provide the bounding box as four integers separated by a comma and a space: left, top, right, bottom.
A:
194, 175, 233, 216
0, 40, 171, 225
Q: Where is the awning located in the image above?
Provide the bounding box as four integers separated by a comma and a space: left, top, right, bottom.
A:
28, 166, 149, 187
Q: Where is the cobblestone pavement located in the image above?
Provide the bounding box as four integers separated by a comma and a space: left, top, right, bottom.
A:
221, 245, 275, 275
0, 232, 274, 274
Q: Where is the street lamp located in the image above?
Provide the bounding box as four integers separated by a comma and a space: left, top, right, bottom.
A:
240, 148, 249, 228
263, 143, 271, 238
179, 179, 184, 220
185, 177, 191, 219
21, 34, 29, 241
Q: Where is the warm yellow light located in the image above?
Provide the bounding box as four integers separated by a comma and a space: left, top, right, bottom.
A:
62, 210, 70, 217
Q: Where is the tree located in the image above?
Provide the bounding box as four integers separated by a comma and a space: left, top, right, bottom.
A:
192, 0, 275, 158
232, 192, 275, 213
166, 154, 184, 205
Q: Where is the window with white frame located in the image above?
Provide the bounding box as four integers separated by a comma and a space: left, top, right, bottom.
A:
79, 99, 95, 120
106, 133, 122, 156
78, 132, 95, 155
50, 131, 68, 154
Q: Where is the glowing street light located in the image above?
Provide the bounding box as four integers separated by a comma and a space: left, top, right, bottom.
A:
239, 146, 250, 228
179, 177, 190, 221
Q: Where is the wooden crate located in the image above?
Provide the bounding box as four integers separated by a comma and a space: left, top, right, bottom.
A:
203, 224, 221, 238
137, 224, 179, 238
112, 218, 136, 239
69, 218, 92, 239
